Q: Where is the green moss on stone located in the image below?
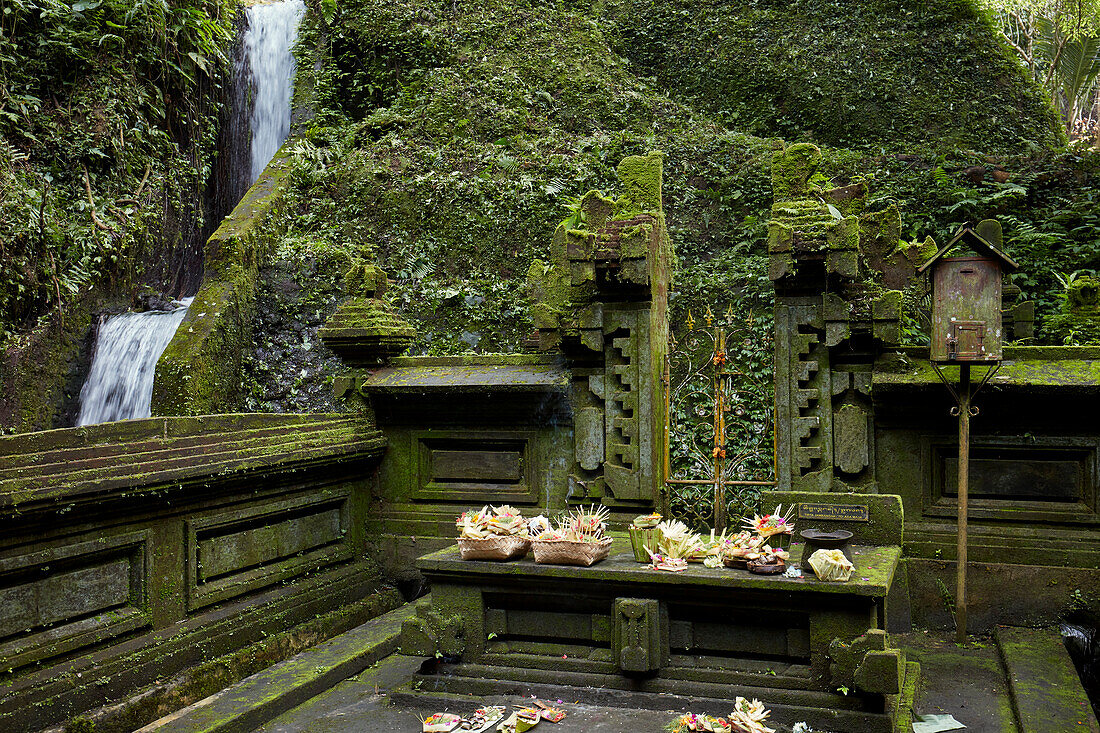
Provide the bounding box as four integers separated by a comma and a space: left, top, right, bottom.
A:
616, 150, 663, 213
152, 151, 295, 416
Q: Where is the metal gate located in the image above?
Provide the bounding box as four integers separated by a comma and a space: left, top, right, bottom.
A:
662, 305, 776, 531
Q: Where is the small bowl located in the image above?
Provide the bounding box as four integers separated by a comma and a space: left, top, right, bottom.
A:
747, 559, 786, 575
799, 529, 853, 547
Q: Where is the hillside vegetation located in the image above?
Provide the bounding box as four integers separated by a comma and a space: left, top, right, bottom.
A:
243, 0, 1091, 408
5, 0, 1100, 438
0, 0, 238, 429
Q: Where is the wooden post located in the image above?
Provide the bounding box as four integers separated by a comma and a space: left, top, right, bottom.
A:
662, 355, 671, 517
956, 364, 971, 643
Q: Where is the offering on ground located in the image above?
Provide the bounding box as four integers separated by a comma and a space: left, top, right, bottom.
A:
532, 699, 566, 723
423, 712, 462, 732
458, 706, 506, 732
671, 698, 776, 733
497, 707, 541, 732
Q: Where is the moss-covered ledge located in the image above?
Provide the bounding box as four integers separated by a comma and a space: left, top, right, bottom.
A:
152, 148, 295, 416
0, 412, 385, 516
874, 345, 1100, 392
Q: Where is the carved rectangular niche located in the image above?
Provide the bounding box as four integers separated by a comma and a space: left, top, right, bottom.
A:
187, 492, 351, 612
0, 530, 150, 671
922, 436, 1098, 525
665, 602, 811, 679
481, 591, 612, 663
414, 431, 538, 505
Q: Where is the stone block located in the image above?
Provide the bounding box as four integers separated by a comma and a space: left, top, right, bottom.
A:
768, 221, 793, 253
399, 600, 465, 658
769, 253, 794, 281
619, 222, 653, 259
575, 407, 605, 472
854, 649, 903, 695
619, 257, 649, 285
873, 318, 900, 345
566, 231, 595, 261
872, 290, 902, 321
828, 628, 891, 690
763, 490, 903, 546
833, 403, 869, 475
827, 217, 859, 251
826, 250, 859, 278
612, 598, 664, 674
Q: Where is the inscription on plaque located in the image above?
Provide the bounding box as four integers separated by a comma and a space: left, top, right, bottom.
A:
798, 503, 869, 522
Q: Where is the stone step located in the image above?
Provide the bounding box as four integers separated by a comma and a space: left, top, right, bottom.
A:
994, 625, 1099, 733
137, 601, 418, 733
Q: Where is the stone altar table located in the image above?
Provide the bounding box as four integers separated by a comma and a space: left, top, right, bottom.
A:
401, 539, 916, 733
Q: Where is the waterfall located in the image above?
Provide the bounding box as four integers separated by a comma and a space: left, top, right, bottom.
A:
76, 299, 193, 426
245, 0, 305, 183
71, 3, 304, 426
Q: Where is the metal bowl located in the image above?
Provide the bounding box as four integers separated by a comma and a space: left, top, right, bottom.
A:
799, 529, 853, 548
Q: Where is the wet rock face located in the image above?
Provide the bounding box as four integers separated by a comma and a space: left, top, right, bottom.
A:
244, 255, 345, 414
131, 291, 177, 313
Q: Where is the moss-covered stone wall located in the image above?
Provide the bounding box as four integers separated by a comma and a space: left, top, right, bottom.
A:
152, 151, 294, 416
223, 0, 1097, 422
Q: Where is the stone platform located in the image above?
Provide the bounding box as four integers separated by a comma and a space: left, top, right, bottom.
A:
401, 539, 917, 733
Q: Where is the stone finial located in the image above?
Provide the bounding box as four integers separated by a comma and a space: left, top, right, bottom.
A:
772, 142, 823, 202
528, 151, 672, 347
318, 265, 415, 365
1066, 275, 1100, 315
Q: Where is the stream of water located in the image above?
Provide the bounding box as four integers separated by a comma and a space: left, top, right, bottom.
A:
245, 0, 305, 183
76, 299, 194, 425
74, 1, 304, 425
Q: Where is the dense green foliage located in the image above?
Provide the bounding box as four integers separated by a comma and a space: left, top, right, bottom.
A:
0, 0, 235, 342
225, 0, 1100, 495
5, 0, 1100, 454
603, 0, 1065, 152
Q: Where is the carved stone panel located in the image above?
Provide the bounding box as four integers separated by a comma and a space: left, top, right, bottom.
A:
0, 531, 150, 671
833, 403, 870, 475
188, 492, 352, 611
612, 597, 665, 674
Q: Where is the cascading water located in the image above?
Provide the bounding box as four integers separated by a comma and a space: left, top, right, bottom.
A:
76, 300, 193, 425
245, 0, 305, 183
73, 1, 304, 426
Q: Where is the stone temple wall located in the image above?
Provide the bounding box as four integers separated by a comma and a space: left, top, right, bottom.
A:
767, 141, 1100, 631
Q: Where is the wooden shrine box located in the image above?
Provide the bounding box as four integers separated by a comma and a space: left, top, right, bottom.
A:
918, 220, 1019, 364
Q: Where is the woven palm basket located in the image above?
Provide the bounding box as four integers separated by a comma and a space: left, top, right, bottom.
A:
457, 535, 531, 561
531, 537, 613, 566
628, 527, 661, 563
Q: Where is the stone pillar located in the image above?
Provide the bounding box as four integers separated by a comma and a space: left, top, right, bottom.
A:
527, 152, 673, 514
768, 142, 918, 493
